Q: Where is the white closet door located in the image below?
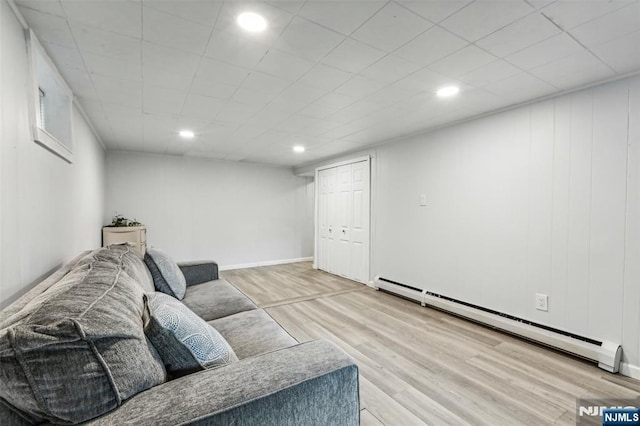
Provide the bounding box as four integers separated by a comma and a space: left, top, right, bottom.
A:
316, 158, 370, 284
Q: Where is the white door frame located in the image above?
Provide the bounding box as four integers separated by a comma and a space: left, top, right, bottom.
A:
314, 156, 371, 283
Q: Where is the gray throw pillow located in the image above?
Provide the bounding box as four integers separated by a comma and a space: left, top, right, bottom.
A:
144, 292, 238, 377
144, 247, 187, 300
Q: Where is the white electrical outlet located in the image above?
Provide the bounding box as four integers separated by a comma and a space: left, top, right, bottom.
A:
535, 293, 548, 311
419, 194, 427, 206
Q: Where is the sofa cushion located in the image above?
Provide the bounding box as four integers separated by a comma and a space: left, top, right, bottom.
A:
77, 244, 155, 293
144, 247, 186, 300
208, 309, 297, 360
0, 260, 167, 424
145, 292, 238, 378
182, 279, 257, 321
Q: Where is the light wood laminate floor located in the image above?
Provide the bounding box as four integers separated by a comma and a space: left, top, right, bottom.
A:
224, 262, 640, 426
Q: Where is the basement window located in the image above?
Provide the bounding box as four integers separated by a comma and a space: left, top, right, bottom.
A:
27, 30, 73, 163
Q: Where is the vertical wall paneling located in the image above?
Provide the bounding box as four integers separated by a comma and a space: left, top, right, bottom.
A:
622, 76, 640, 366
588, 82, 629, 343
550, 96, 572, 327
566, 89, 593, 336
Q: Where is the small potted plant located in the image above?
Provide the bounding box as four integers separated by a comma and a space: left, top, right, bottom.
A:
106, 213, 143, 227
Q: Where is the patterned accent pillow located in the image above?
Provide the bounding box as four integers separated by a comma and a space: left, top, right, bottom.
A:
144, 247, 186, 300
144, 292, 238, 377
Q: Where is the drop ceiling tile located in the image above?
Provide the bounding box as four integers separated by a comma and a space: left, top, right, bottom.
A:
440, 0, 533, 42
278, 82, 326, 105
145, 67, 195, 91
71, 22, 140, 58
42, 42, 85, 72
216, 101, 262, 124
59, 68, 97, 99
241, 71, 291, 97
190, 79, 238, 100
273, 16, 345, 62
143, 85, 187, 115
396, 0, 472, 23
298, 92, 359, 119
394, 26, 468, 66
231, 86, 276, 106
363, 83, 417, 107
16, 0, 65, 17
61, 0, 142, 39
321, 123, 363, 140
483, 72, 556, 102
19, 8, 76, 48
204, 29, 270, 68
569, 2, 640, 47
196, 58, 250, 87
142, 0, 221, 26
395, 67, 455, 92
505, 33, 584, 70
334, 75, 388, 99
143, 6, 213, 55
143, 113, 179, 144
84, 51, 141, 82
321, 38, 387, 73
360, 54, 423, 84
93, 75, 143, 109
428, 45, 496, 77
142, 41, 200, 75
458, 60, 522, 87
591, 30, 640, 74
540, 0, 633, 30
298, 0, 385, 35
181, 94, 226, 121
528, 51, 615, 89
255, 49, 315, 82
267, 0, 306, 14
476, 12, 561, 57
327, 100, 383, 123
351, 2, 433, 52
298, 64, 354, 91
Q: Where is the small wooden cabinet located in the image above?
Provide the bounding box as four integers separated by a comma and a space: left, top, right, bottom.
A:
102, 226, 146, 256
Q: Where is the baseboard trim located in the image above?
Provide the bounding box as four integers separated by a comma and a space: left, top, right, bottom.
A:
619, 362, 640, 380
219, 257, 314, 271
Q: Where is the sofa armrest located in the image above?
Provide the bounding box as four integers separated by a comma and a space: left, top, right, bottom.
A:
85, 340, 359, 426
178, 261, 219, 286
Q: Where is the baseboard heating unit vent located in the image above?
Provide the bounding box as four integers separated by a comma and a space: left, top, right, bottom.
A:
373, 276, 622, 373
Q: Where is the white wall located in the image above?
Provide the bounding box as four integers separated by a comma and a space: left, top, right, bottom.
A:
0, 1, 106, 308
105, 151, 314, 268
297, 75, 640, 375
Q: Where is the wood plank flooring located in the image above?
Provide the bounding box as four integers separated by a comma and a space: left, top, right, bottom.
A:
223, 262, 640, 425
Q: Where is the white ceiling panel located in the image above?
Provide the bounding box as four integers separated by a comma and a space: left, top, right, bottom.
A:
351, 2, 433, 52
529, 51, 616, 89
428, 45, 496, 77
204, 29, 270, 68
569, 2, 640, 47
541, 0, 633, 30
62, 0, 142, 39
71, 22, 141, 58
18, 0, 640, 167
272, 16, 345, 62
321, 38, 387, 74
505, 33, 584, 70
591, 30, 640, 74
298, 0, 384, 35
142, 0, 222, 26
256, 48, 315, 81
360, 54, 423, 84
394, 26, 468, 66
476, 12, 561, 57
142, 6, 213, 55
396, 0, 472, 24
440, 0, 533, 42
298, 63, 354, 91
18, 7, 76, 47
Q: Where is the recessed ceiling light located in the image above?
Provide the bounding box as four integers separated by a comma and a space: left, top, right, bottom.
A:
437, 86, 460, 98
293, 145, 305, 153
179, 130, 195, 139
237, 12, 267, 32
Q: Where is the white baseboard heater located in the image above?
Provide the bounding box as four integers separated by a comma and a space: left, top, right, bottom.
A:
373, 276, 622, 373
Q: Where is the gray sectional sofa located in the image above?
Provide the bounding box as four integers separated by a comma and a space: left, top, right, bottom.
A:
0, 245, 359, 425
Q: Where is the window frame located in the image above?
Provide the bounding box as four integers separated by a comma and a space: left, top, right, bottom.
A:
26, 29, 74, 163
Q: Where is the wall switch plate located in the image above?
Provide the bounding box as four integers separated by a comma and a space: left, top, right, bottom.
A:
535, 293, 548, 311
419, 194, 427, 206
